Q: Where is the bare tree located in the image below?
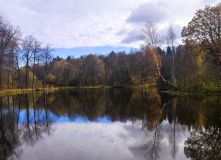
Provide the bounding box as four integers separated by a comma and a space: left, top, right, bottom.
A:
167, 25, 177, 87
142, 21, 176, 89
43, 44, 53, 88
0, 16, 21, 89
14, 47, 22, 89
22, 35, 35, 89
32, 38, 41, 89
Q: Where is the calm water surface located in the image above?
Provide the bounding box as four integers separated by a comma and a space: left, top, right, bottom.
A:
0, 88, 220, 160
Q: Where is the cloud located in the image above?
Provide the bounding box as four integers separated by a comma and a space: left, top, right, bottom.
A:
0, 0, 219, 50
21, 122, 147, 160
121, 29, 141, 44
126, 2, 167, 23
116, 29, 127, 36
125, 0, 220, 46
0, 0, 145, 48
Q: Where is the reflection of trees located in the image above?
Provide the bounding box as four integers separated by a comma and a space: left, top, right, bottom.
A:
168, 98, 179, 160
0, 89, 221, 160
0, 93, 54, 159
139, 95, 221, 160
141, 126, 163, 160
0, 96, 22, 160
184, 126, 221, 160
184, 98, 221, 160
138, 101, 170, 160
45, 88, 163, 122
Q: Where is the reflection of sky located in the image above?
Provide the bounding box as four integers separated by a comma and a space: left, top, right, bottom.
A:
18, 109, 112, 123
20, 121, 190, 160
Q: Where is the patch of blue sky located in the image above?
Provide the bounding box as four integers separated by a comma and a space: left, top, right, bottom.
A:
17, 109, 112, 123
54, 46, 135, 59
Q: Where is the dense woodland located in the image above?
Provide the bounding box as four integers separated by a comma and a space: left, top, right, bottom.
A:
1, 4, 221, 91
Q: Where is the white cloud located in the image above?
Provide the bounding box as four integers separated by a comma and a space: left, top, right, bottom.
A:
0, 0, 219, 48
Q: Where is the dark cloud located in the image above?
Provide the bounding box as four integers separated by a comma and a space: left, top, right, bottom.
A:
116, 29, 127, 36
126, 2, 167, 24
121, 29, 141, 44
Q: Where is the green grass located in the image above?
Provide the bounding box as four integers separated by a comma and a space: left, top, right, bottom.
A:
0, 89, 34, 97
171, 89, 221, 96
0, 86, 109, 97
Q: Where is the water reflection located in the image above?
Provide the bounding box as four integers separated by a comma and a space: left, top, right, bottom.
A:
0, 88, 220, 160
0, 93, 53, 160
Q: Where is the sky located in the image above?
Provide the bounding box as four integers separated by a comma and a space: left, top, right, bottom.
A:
0, 0, 219, 58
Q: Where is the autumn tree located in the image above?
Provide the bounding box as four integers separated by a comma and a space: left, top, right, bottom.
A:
65, 56, 73, 87
144, 45, 161, 86
128, 51, 145, 85
83, 54, 104, 86
182, 3, 221, 64
105, 51, 118, 86
181, 4, 221, 90
117, 52, 131, 86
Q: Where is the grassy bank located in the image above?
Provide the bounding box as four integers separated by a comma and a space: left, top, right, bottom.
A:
0, 89, 35, 97
0, 85, 151, 97
171, 89, 221, 96
4, 85, 220, 97
0, 87, 60, 97
0, 86, 111, 97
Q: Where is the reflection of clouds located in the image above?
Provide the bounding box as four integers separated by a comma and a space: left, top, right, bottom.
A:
21, 121, 189, 160
129, 120, 190, 160
21, 122, 144, 160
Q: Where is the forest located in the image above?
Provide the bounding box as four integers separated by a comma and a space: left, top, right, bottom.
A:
0, 4, 221, 91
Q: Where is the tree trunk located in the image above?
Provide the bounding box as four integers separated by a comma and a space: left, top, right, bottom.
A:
44, 65, 46, 88
32, 59, 35, 89
26, 65, 29, 89
0, 55, 3, 89
7, 69, 10, 89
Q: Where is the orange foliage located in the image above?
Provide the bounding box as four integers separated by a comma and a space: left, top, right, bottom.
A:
144, 44, 161, 85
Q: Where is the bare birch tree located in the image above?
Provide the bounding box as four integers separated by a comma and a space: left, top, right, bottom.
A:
142, 21, 176, 89
167, 25, 177, 87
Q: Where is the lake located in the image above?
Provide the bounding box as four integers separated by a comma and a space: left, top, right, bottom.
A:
0, 88, 220, 160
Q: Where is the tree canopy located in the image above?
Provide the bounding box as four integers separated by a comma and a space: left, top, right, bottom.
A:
182, 3, 221, 64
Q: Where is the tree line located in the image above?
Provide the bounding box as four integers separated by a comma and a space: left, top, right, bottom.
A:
1, 4, 221, 91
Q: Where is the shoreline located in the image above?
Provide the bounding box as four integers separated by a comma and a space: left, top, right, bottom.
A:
1, 86, 221, 97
